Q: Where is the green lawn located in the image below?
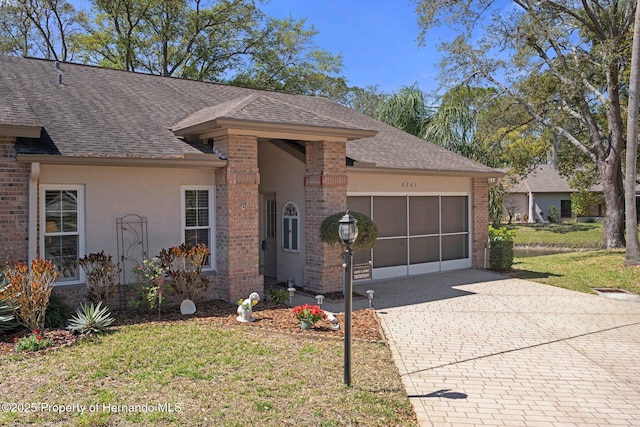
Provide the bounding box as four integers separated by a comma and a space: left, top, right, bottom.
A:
509, 222, 604, 248
510, 249, 640, 294
0, 322, 417, 426
506, 222, 640, 294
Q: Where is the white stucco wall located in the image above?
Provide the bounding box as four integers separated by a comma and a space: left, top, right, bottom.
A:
258, 141, 307, 285
39, 164, 216, 259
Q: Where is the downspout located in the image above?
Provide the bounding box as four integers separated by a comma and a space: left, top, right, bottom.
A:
28, 162, 40, 263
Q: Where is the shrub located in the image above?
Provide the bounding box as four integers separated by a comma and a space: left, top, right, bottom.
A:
14, 330, 51, 352
159, 244, 210, 301
67, 302, 115, 335
0, 258, 59, 330
319, 211, 378, 252
77, 252, 121, 306
488, 225, 515, 271
131, 258, 167, 315
45, 292, 72, 329
265, 288, 289, 305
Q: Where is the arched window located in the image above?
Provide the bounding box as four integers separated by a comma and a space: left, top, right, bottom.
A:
282, 202, 299, 252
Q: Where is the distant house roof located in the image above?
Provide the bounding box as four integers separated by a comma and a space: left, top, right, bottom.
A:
0, 55, 499, 176
507, 164, 604, 193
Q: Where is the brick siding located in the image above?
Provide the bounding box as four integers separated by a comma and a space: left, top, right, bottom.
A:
213, 133, 263, 302
304, 140, 348, 293
0, 137, 29, 265
472, 177, 490, 269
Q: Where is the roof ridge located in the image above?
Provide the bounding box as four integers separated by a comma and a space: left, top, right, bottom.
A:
1, 55, 319, 99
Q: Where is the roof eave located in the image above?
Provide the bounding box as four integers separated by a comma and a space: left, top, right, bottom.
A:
0, 124, 42, 138
347, 165, 505, 179
16, 153, 227, 168
172, 118, 377, 142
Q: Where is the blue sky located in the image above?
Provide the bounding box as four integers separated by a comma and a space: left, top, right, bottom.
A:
261, 1, 447, 94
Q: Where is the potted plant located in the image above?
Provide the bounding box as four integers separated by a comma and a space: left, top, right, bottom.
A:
292, 304, 326, 330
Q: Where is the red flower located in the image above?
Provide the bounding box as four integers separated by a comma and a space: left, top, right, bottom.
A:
32, 330, 40, 335
291, 304, 326, 324
36, 335, 43, 341
13, 336, 18, 343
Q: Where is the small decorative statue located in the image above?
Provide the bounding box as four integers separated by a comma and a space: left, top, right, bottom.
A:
236, 292, 260, 322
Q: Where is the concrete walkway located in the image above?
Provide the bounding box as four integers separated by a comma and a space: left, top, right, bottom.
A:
298, 269, 640, 426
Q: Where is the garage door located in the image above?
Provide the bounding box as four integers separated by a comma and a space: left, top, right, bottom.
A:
348, 195, 471, 280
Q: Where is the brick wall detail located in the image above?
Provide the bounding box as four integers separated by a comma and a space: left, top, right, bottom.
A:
214, 133, 263, 302
0, 137, 29, 265
472, 177, 489, 269
304, 140, 347, 293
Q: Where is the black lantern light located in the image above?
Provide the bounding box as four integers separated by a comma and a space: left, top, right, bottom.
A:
338, 212, 359, 246
338, 211, 358, 387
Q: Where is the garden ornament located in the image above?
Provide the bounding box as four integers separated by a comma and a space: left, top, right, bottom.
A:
236, 292, 260, 322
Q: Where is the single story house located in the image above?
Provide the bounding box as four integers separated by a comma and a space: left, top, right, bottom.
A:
503, 164, 603, 223
0, 55, 501, 306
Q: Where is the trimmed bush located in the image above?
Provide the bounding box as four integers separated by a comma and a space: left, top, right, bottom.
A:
488, 226, 516, 271
320, 211, 378, 252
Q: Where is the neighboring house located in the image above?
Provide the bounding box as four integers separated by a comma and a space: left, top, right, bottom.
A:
503, 164, 602, 223
0, 55, 501, 306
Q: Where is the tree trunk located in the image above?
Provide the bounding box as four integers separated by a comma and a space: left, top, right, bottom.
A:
625, 0, 640, 265
600, 157, 626, 248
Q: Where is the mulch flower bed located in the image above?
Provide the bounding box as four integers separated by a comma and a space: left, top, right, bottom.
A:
0, 300, 384, 355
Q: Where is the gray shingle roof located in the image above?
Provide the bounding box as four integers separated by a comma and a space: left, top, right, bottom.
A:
1, 55, 499, 175
507, 165, 604, 193
171, 93, 362, 133
0, 77, 41, 128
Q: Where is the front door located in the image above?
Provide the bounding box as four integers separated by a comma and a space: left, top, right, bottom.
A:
262, 194, 277, 282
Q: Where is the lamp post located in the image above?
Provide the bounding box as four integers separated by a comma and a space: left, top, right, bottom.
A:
338, 211, 358, 387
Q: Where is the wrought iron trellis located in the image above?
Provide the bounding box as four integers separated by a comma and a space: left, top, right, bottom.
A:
116, 214, 148, 309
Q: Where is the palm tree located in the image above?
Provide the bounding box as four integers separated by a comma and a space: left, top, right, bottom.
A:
374, 83, 433, 137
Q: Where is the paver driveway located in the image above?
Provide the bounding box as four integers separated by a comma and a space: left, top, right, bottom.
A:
367, 269, 640, 427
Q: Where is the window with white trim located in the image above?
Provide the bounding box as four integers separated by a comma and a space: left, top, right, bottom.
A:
41, 186, 85, 283
182, 186, 214, 268
282, 202, 299, 252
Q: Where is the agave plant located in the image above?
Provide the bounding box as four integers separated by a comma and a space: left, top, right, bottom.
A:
0, 299, 18, 333
67, 302, 115, 335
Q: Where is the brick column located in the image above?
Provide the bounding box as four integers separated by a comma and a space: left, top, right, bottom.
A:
214, 133, 263, 303
0, 137, 29, 265
472, 177, 490, 269
304, 140, 348, 293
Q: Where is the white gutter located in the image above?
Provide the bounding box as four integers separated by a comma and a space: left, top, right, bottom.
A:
28, 162, 40, 263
